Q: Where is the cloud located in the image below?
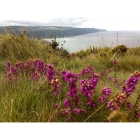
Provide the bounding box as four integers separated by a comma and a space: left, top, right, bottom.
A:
0, 18, 92, 27
45, 18, 89, 27
0, 20, 43, 26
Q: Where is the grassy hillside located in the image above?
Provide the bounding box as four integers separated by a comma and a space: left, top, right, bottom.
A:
0, 26, 107, 38
0, 33, 140, 122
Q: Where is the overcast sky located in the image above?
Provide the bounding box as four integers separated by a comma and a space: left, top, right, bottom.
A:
0, 0, 140, 30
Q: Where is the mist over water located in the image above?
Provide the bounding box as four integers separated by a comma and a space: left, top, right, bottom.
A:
57, 31, 140, 52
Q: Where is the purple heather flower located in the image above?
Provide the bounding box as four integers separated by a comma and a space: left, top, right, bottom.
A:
116, 92, 127, 104
81, 65, 94, 76
45, 64, 56, 80
64, 99, 71, 108
37, 60, 45, 72
108, 76, 112, 81
15, 61, 25, 70
61, 71, 66, 81
107, 71, 140, 111
124, 75, 138, 95
73, 108, 80, 114
63, 71, 79, 83
126, 102, 131, 109
87, 101, 96, 108
50, 77, 61, 96
61, 108, 71, 115
64, 71, 73, 82
67, 117, 71, 122
5, 62, 19, 83
121, 86, 126, 91
62, 71, 79, 99
80, 76, 98, 108
11, 66, 18, 75
80, 78, 98, 97
99, 95, 107, 103
54, 103, 59, 109
113, 78, 118, 85
5, 71, 17, 82
6, 61, 11, 72
67, 88, 78, 98
100, 87, 111, 96
53, 87, 60, 96
100, 70, 107, 76
74, 96, 80, 107
112, 60, 117, 65
137, 113, 140, 118
120, 75, 139, 98
133, 71, 140, 80
31, 72, 41, 81
7, 61, 11, 67
107, 99, 117, 110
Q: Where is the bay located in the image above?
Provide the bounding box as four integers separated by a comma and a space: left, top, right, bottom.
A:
56, 31, 140, 53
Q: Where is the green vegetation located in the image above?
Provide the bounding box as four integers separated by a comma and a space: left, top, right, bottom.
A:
0, 26, 106, 38
0, 33, 140, 122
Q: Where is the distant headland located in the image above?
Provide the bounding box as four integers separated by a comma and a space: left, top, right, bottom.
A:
0, 26, 107, 38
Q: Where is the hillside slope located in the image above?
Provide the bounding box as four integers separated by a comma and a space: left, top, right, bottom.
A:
0, 26, 107, 38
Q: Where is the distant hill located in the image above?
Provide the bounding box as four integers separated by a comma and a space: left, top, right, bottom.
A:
0, 26, 107, 38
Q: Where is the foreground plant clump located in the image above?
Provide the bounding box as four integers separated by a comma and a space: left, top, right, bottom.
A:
2, 59, 140, 122
1, 33, 140, 122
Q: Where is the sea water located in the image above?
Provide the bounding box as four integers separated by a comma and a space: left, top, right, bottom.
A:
46, 31, 140, 53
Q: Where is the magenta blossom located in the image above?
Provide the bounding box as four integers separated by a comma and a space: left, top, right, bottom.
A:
137, 113, 140, 118
112, 60, 117, 65
64, 99, 71, 108
54, 103, 59, 109
73, 108, 80, 114
80, 78, 98, 97
62, 71, 79, 99
50, 77, 61, 96
107, 99, 117, 110
99, 87, 112, 103
63, 71, 79, 83
61, 108, 71, 115
81, 65, 94, 76
45, 64, 56, 80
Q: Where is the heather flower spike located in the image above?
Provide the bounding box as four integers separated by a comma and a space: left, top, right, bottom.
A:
64, 99, 71, 108
107, 71, 140, 110
112, 60, 117, 65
